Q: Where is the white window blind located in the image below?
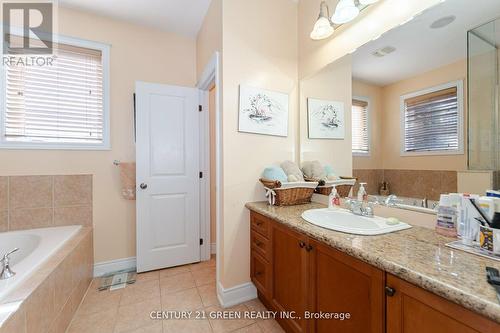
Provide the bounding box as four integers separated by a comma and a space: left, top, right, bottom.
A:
4, 39, 104, 146
352, 99, 369, 154
403, 86, 458, 153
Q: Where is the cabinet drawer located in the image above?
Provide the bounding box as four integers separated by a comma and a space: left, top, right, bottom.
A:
251, 213, 271, 238
251, 231, 271, 261
251, 251, 271, 298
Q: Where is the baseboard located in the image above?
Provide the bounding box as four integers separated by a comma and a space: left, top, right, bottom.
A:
211, 242, 217, 254
217, 281, 257, 308
93, 257, 137, 277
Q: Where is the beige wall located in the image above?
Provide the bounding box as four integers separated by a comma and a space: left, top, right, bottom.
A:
196, 0, 222, 79
380, 59, 467, 171
0, 7, 197, 263
300, 56, 353, 177
298, 0, 442, 79
220, 0, 298, 288
352, 80, 384, 170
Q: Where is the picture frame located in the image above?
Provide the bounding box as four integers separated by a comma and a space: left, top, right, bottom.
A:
238, 85, 289, 137
307, 98, 345, 139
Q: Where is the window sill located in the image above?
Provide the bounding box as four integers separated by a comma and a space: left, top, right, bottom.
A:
400, 149, 464, 157
353, 152, 370, 157
0, 142, 111, 151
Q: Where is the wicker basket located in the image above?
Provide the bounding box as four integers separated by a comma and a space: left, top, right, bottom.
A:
260, 178, 316, 206
305, 177, 357, 198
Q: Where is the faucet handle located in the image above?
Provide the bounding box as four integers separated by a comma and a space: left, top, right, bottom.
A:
1, 248, 19, 262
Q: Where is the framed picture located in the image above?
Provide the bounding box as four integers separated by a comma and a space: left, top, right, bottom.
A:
238, 85, 289, 137
307, 98, 345, 139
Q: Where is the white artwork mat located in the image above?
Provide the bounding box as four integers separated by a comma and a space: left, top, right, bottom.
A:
238, 85, 289, 137
307, 98, 345, 139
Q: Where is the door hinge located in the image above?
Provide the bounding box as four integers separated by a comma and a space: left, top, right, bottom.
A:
199, 171, 203, 179
200, 238, 204, 245
199, 105, 203, 112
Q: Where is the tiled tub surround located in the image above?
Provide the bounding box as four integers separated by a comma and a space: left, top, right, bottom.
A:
0, 227, 93, 333
353, 169, 458, 200
246, 202, 500, 324
0, 175, 93, 232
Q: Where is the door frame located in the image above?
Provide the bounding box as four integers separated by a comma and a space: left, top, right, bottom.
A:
197, 53, 221, 273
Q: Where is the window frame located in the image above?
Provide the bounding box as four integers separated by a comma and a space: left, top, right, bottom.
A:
352, 95, 371, 157
399, 80, 464, 157
0, 31, 111, 150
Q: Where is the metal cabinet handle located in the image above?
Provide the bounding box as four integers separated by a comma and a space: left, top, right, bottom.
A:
385, 286, 396, 297
255, 271, 263, 276
305, 245, 313, 252
140, 183, 148, 190
256, 241, 263, 247
299, 241, 306, 248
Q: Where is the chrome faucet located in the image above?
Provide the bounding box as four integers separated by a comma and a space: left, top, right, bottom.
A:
384, 195, 400, 207
421, 197, 428, 208
0, 248, 19, 280
345, 199, 374, 217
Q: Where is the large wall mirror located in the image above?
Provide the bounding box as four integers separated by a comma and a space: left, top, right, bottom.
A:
299, 0, 500, 211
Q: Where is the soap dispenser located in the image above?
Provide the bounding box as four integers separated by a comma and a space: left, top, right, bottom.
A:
357, 183, 368, 202
329, 186, 340, 209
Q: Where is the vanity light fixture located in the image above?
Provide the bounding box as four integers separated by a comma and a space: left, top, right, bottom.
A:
332, 0, 360, 25
310, 0, 379, 40
310, 1, 334, 40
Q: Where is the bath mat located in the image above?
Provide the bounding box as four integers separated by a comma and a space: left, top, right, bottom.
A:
98, 269, 137, 291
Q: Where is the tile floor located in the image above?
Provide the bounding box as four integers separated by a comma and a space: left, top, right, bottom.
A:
67, 257, 284, 333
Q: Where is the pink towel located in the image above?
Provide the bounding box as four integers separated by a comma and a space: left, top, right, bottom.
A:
119, 162, 136, 200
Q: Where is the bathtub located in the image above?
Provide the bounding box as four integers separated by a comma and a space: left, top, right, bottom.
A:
0, 225, 82, 302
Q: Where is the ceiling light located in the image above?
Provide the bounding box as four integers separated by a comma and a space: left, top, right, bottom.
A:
310, 1, 334, 40
332, 0, 360, 25
430, 15, 456, 29
372, 46, 396, 58
359, 0, 379, 4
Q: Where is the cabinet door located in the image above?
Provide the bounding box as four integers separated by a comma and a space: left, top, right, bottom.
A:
386, 274, 500, 333
271, 222, 309, 333
309, 240, 385, 333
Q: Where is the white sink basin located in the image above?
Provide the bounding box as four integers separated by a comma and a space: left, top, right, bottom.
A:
301, 208, 412, 235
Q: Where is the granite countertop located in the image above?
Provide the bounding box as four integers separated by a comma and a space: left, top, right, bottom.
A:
245, 201, 500, 323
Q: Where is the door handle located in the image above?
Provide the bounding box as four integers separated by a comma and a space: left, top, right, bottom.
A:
140, 183, 148, 190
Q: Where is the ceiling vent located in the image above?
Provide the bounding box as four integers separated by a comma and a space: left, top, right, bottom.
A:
430, 15, 456, 29
372, 46, 396, 58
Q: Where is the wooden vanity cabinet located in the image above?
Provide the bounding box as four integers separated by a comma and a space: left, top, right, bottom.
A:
249, 212, 500, 333
308, 240, 385, 333
386, 274, 499, 333
250, 212, 384, 333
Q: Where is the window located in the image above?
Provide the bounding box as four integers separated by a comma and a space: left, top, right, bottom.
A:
400, 81, 463, 155
0, 34, 110, 149
352, 98, 369, 155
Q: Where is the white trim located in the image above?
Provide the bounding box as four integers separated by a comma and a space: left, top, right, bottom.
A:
211, 242, 217, 254
352, 95, 371, 157
93, 257, 136, 277
197, 52, 223, 304
399, 80, 464, 156
0, 30, 111, 150
217, 282, 257, 308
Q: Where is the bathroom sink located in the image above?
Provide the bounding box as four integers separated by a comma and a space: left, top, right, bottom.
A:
301, 208, 412, 235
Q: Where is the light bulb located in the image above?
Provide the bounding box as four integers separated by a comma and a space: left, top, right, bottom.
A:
332, 0, 360, 25
310, 17, 334, 40
310, 2, 334, 40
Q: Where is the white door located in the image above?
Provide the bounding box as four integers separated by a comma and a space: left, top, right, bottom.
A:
136, 82, 200, 272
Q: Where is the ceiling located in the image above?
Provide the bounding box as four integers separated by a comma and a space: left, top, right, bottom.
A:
352, 0, 500, 86
59, 0, 212, 38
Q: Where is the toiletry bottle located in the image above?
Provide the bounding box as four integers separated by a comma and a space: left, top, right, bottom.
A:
357, 183, 368, 202
436, 194, 458, 237
330, 186, 340, 208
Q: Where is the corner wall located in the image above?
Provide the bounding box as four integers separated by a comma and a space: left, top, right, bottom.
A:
220, 0, 299, 288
